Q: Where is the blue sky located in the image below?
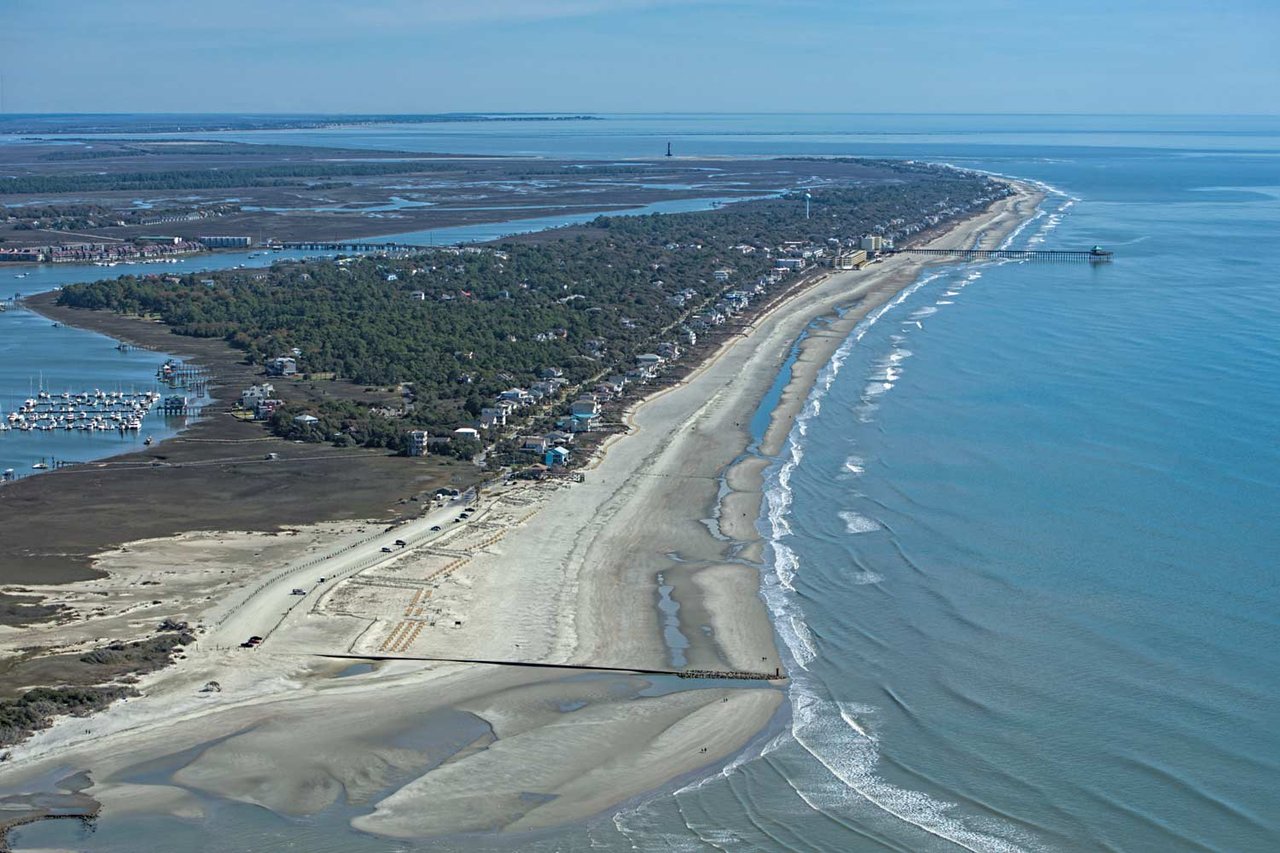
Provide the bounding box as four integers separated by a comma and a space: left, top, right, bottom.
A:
2, 0, 1277, 114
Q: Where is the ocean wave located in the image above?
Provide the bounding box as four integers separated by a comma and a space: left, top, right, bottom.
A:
839, 510, 882, 534
862, 380, 894, 398
790, 681, 1044, 853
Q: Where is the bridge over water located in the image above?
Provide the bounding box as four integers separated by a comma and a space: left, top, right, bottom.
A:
277, 241, 436, 253
887, 245, 1113, 262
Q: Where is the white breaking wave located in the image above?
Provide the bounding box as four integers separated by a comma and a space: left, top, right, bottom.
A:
863, 380, 894, 398
839, 510, 883, 534
790, 681, 1044, 853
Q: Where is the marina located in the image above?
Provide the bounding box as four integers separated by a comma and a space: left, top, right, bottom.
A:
4, 389, 161, 435
0, 302, 204, 481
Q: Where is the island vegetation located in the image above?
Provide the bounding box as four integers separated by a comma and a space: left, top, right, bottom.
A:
57, 163, 1009, 453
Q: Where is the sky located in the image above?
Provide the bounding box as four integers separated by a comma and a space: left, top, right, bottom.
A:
1, 0, 1277, 115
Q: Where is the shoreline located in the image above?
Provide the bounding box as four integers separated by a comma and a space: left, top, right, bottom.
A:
0, 180, 1045, 844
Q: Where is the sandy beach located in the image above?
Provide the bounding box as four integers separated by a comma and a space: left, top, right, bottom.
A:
0, 180, 1043, 843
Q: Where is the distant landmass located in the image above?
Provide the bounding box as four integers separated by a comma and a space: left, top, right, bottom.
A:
0, 113, 603, 136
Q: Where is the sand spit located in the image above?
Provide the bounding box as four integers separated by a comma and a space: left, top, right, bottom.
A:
0, 181, 1042, 841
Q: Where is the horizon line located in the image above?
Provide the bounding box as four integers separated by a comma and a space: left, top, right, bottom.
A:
2, 111, 1279, 119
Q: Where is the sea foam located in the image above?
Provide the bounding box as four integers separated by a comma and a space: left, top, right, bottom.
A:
840, 511, 883, 534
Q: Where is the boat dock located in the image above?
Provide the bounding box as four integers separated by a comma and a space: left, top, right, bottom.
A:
157, 359, 210, 395
2, 389, 161, 434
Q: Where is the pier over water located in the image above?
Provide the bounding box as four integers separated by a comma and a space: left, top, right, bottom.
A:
888, 245, 1113, 262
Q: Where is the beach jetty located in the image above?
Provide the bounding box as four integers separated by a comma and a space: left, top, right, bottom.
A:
317, 653, 786, 682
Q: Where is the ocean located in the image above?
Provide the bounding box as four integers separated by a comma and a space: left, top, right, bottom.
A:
6, 115, 1279, 851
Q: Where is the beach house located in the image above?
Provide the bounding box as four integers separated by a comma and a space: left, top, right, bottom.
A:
570, 397, 600, 418
544, 446, 570, 468
239, 383, 275, 409
521, 436, 550, 454
480, 407, 508, 427
499, 388, 532, 406
545, 429, 574, 446
266, 356, 298, 376
407, 430, 429, 457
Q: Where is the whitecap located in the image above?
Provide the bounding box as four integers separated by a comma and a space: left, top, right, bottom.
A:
863, 381, 893, 398
839, 510, 882, 534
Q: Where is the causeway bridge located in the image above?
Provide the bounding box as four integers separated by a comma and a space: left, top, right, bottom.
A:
887, 245, 1113, 262
277, 241, 435, 253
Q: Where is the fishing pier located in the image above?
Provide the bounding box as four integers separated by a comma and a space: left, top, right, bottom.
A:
887, 245, 1113, 262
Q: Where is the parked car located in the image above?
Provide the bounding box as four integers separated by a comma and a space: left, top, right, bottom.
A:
431, 525, 441, 531
394, 539, 407, 547
381, 546, 393, 553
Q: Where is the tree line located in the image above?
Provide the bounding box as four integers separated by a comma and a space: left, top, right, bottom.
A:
58, 163, 1007, 449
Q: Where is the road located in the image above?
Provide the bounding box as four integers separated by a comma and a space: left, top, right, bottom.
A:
201, 490, 489, 651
